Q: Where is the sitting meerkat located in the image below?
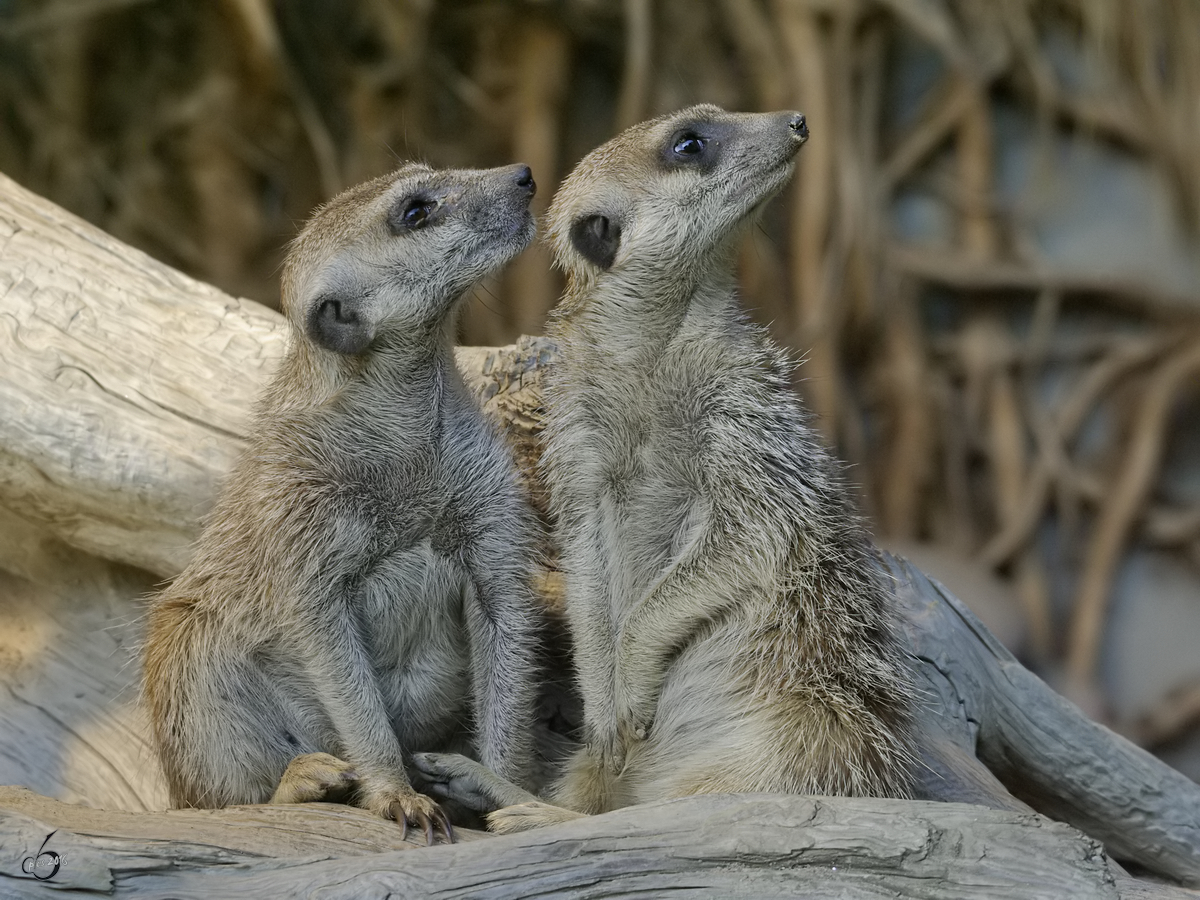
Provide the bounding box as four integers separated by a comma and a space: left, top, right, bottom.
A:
142, 162, 544, 843
413, 105, 918, 832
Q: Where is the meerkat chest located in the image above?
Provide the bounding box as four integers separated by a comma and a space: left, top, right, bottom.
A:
341, 397, 514, 546
567, 374, 707, 496
353, 541, 473, 703
554, 386, 709, 599
427, 405, 520, 549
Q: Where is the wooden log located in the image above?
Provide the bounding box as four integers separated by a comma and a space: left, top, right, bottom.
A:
2, 169, 1200, 894
893, 556, 1200, 884
0, 170, 284, 577
4, 786, 1183, 899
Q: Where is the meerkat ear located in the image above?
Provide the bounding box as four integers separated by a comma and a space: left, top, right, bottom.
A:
307, 293, 375, 354
570, 214, 621, 270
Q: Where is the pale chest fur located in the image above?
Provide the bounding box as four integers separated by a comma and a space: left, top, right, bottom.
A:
544, 345, 716, 620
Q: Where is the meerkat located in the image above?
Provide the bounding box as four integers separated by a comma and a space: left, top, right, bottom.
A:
142, 162, 544, 843
412, 105, 918, 832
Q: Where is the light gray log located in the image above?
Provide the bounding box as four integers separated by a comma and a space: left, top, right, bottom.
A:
0, 788, 1147, 899
0, 170, 284, 577
892, 556, 1200, 884
0, 529, 165, 814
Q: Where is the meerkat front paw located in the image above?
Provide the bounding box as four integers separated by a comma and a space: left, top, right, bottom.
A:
597, 735, 627, 775
610, 690, 654, 770
362, 783, 455, 845
270, 752, 360, 804
487, 801, 586, 834
616, 715, 650, 758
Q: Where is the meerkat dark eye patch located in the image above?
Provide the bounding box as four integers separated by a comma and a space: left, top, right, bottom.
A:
387, 195, 438, 234
662, 122, 729, 171
570, 214, 621, 270
307, 293, 374, 354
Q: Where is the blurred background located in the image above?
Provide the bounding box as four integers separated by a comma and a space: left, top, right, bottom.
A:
1, 0, 1199, 778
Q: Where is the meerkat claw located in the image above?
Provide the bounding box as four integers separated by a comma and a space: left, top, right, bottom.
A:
421, 805, 455, 844
388, 797, 456, 845
436, 810, 456, 844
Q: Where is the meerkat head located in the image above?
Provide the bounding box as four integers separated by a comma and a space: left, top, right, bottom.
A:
548, 105, 807, 295
281, 163, 536, 355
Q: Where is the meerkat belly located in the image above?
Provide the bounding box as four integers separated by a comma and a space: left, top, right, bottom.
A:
620, 610, 775, 801
355, 541, 472, 747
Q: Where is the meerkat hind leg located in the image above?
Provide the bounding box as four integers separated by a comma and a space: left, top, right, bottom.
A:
413, 747, 614, 834
485, 751, 610, 832
270, 752, 360, 804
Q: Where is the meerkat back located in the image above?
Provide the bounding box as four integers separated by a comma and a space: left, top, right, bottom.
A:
143, 162, 544, 842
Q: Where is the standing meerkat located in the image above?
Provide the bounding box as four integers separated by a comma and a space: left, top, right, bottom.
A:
415, 105, 918, 832
143, 162, 544, 843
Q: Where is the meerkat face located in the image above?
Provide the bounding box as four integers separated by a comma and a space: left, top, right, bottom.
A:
548, 105, 807, 287
282, 163, 536, 355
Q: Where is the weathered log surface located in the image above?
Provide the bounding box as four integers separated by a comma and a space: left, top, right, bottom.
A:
0, 536, 164, 814
5, 787, 1185, 899
894, 556, 1200, 884
3, 171, 1200, 896
0, 170, 284, 577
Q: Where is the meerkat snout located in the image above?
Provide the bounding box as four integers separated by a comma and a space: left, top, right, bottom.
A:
512, 164, 536, 193
285, 162, 537, 356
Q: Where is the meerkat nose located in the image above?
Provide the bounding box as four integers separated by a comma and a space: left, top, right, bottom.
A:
788, 113, 809, 141
513, 164, 536, 196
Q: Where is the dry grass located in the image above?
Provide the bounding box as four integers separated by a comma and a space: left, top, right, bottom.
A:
2, 0, 1200, 734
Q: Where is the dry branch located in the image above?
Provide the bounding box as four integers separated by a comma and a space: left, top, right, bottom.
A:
889, 245, 1200, 318
1066, 340, 1200, 687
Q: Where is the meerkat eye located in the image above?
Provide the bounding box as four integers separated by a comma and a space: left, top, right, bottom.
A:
402, 200, 432, 226
389, 196, 436, 233
663, 127, 723, 170
672, 133, 707, 156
